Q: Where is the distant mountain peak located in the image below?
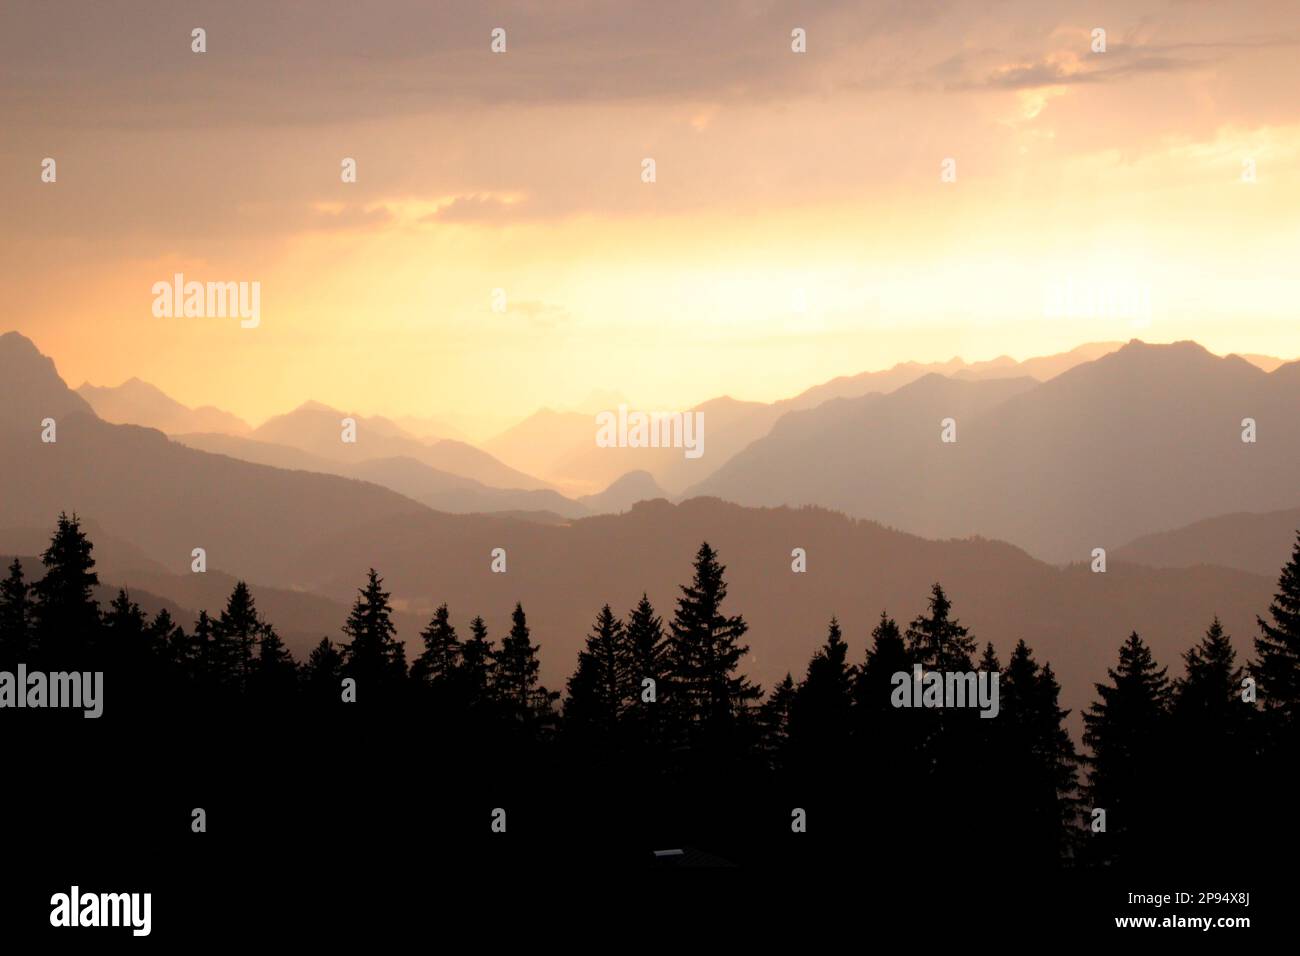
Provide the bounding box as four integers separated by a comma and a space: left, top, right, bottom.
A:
0, 331, 95, 425
294, 400, 339, 414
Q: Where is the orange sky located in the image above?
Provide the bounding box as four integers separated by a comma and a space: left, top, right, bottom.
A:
3, 1, 1299, 438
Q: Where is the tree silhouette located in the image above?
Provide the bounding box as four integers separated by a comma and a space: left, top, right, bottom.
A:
666, 542, 761, 756
905, 583, 976, 671
213, 581, 271, 693
340, 568, 408, 701
1177, 617, 1248, 729
11, 511, 1296, 869
851, 611, 911, 739
757, 673, 796, 770
495, 602, 555, 726
1252, 530, 1300, 743
410, 603, 460, 691
622, 593, 670, 752
30, 512, 99, 669
997, 640, 1079, 867
1166, 617, 1255, 865
787, 617, 855, 779
0, 558, 32, 669
1082, 632, 1171, 864
249, 625, 298, 707
301, 637, 344, 706
564, 604, 627, 746
460, 615, 497, 711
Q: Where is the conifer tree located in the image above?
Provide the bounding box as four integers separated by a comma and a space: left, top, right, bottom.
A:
102, 589, 147, 642
623, 593, 670, 748
102, 589, 148, 662
666, 542, 761, 749
788, 618, 855, 771
340, 568, 408, 699
758, 673, 797, 771
1178, 617, 1248, 729
1082, 632, 1172, 862
301, 637, 344, 705
1251, 532, 1300, 738
1168, 617, 1255, 863
495, 603, 549, 722
564, 605, 627, 742
905, 583, 977, 671
31, 512, 100, 668
903, 584, 981, 785
213, 581, 268, 693
0, 558, 32, 668
852, 611, 911, 732
249, 626, 298, 706
460, 615, 497, 709
411, 603, 460, 689
147, 607, 183, 660
185, 610, 216, 701
998, 641, 1079, 866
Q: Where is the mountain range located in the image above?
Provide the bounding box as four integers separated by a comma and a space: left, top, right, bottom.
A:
690, 340, 1300, 563
5, 330, 1297, 725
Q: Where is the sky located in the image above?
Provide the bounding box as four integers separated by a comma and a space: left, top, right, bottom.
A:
3, 0, 1299, 438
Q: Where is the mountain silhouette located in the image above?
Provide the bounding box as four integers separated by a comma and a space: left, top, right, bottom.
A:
1115, 507, 1300, 576
0, 331, 1285, 724
0, 333, 432, 585
78, 377, 252, 436
773, 341, 1124, 412
692, 341, 1300, 562
250, 401, 552, 490
173, 432, 589, 519
576, 470, 668, 514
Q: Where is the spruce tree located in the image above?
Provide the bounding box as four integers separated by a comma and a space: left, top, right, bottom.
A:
213, 581, 267, 694
102, 589, 147, 643
1251, 531, 1300, 737
460, 615, 497, 709
851, 611, 911, 732
1178, 617, 1248, 729
340, 568, 408, 700
495, 603, 548, 723
411, 603, 460, 689
98, 589, 152, 713
622, 594, 669, 752
905, 583, 977, 671
1169, 617, 1255, 864
301, 637, 344, 706
998, 641, 1079, 867
757, 673, 797, 771
903, 584, 980, 783
1082, 632, 1172, 863
788, 618, 855, 773
190, 610, 217, 697
666, 542, 761, 749
149, 608, 188, 671
850, 612, 921, 853
249, 626, 298, 706
31, 512, 100, 668
0, 558, 32, 668
564, 604, 627, 743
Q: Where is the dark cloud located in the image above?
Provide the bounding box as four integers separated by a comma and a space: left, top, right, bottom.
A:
0, 0, 944, 129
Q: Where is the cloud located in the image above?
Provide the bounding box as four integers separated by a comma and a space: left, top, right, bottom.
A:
420, 193, 530, 224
